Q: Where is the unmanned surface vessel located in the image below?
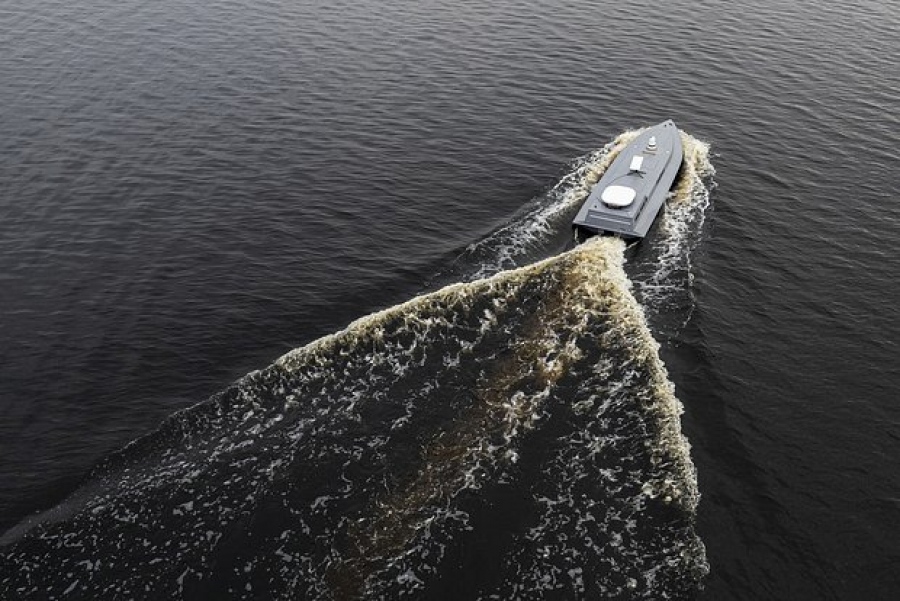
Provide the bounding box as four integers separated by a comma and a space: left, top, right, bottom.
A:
573, 120, 683, 239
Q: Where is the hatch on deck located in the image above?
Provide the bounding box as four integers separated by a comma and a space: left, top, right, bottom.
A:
601, 185, 636, 208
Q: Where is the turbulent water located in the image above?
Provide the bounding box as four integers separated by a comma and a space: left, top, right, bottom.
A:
1, 134, 714, 599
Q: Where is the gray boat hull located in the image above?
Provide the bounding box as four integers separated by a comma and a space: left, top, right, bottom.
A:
573, 120, 683, 239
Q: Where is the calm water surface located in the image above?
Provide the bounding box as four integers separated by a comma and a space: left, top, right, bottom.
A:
1, 0, 898, 598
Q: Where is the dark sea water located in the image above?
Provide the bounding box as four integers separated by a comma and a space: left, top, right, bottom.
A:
1, 0, 898, 599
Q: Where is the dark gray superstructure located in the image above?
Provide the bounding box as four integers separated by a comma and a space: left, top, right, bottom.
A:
573, 120, 683, 239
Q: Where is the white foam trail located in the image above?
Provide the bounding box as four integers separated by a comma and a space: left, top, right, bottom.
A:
629, 132, 716, 337
278, 238, 706, 598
